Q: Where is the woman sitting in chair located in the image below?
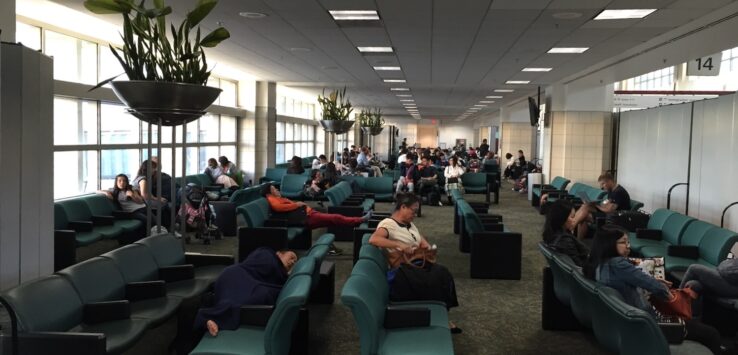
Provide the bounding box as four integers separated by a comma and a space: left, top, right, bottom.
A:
368, 193, 461, 334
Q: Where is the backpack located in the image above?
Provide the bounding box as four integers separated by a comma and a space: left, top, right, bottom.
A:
426, 190, 440, 206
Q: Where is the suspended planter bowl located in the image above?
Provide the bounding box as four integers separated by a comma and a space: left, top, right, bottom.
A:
320, 120, 355, 134
361, 126, 384, 136
112, 81, 222, 126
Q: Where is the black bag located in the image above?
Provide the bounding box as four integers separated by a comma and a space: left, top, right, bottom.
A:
606, 211, 650, 232
446, 177, 459, 184
427, 191, 440, 206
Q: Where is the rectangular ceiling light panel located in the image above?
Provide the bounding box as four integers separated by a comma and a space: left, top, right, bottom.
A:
390, 87, 410, 91
506, 80, 530, 84
357, 46, 393, 53
329, 10, 380, 21
494, 89, 514, 92
522, 67, 552, 72
373, 66, 401, 71
384, 79, 406, 83
594, 9, 656, 20
548, 47, 588, 53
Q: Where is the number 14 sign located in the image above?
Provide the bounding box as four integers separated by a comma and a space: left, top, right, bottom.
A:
687, 53, 722, 76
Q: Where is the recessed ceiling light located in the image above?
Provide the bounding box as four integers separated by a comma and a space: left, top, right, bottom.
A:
329, 10, 380, 21
494, 89, 514, 93
486, 95, 503, 99
594, 9, 656, 20
390, 88, 410, 91
373, 66, 401, 71
552, 12, 582, 19
548, 47, 588, 54
474, 104, 487, 107
357, 46, 393, 53
404, 104, 417, 107
400, 99, 414, 102
289, 47, 312, 52
480, 101, 495, 104
239, 12, 267, 19
522, 67, 552, 72
383, 79, 406, 83
396, 94, 412, 97
506, 80, 530, 84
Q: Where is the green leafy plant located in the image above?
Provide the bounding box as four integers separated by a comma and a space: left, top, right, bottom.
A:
359, 108, 384, 128
317, 87, 353, 121
84, 0, 230, 89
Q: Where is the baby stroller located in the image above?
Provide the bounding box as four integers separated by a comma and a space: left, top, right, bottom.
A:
179, 183, 221, 244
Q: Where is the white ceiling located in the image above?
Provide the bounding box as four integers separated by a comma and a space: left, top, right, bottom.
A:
52, 0, 737, 120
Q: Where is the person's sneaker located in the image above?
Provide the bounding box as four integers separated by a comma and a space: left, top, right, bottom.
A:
438, 200, 444, 206
328, 245, 343, 256
362, 210, 373, 221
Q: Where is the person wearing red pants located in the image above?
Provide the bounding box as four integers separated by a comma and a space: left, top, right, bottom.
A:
261, 184, 372, 255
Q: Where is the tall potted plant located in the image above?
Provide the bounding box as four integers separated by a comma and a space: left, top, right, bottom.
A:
84, 0, 230, 126
317, 87, 354, 134
359, 108, 385, 136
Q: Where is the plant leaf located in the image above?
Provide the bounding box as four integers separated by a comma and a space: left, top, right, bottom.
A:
186, 0, 218, 29
84, 0, 130, 14
88, 73, 124, 91
199, 27, 229, 47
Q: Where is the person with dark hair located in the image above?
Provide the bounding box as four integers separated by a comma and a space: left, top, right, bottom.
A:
132, 160, 171, 227
260, 184, 372, 229
287, 156, 305, 175
195, 247, 297, 337
368, 193, 461, 333
417, 156, 442, 206
312, 154, 328, 170
396, 154, 418, 196
542, 200, 589, 267
573, 172, 631, 239
97, 174, 148, 229
478, 139, 489, 158
503, 152, 515, 179
304, 169, 324, 200
150, 156, 175, 202
585, 228, 726, 354
397, 148, 409, 165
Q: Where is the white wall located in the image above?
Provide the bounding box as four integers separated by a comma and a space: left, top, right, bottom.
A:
618, 104, 691, 214
438, 121, 475, 150
690, 94, 738, 231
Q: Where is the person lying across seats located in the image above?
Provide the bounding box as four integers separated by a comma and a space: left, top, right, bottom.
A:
194, 247, 297, 337
584, 227, 727, 354
542, 200, 589, 267
368, 193, 462, 334
571, 172, 631, 239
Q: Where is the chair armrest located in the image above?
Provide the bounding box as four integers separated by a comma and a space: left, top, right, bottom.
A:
239, 305, 275, 327
68, 221, 93, 232
159, 264, 195, 283
478, 215, 503, 223
238, 227, 289, 262
483, 223, 504, 232
54, 230, 77, 271
636, 229, 662, 241
91, 215, 114, 226
341, 199, 362, 206
352, 193, 375, 199
383, 306, 431, 329
264, 218, 289, 227
667, 245, 700, 259
126, 281, 166, 301
6, 332, 107, 354
366, 219, 380, 228
327, 206, 364, 216
83, 300, 130, 324
112, 210, 135, 219
185, 252, 234, 267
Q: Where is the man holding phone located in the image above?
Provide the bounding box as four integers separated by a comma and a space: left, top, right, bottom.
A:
573, 172, 631, 239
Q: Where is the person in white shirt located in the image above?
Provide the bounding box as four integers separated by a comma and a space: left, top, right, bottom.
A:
444, 156, 465, 203
397, 148, 408, 166
312, 155, 327, 170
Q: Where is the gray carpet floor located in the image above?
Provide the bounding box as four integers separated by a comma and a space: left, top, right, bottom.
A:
185, 182, 607, 355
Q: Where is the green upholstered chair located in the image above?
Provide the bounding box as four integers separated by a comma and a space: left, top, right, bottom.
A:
259, 168, 288, 187
629, 199, 645, 211
461, 172, 490, 202
230, 185, 264, 206
358, 245, 388, 274
570, 270, 601, 329
54, 202, 103, 246
135, 234, 231, 286
190, 274, 312, 355
532, 176, 571, 206
81, 194, 144, 235
57, 257, 181, 328
236, 198, 311, 259
280, 174, 307, 200
340, 175, 367, 191
661, 225, 738, 275
364, 177, 394, 202
640, 220, 713, 260
628, 208, 678, 253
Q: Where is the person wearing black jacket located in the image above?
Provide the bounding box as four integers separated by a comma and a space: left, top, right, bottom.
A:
542, 199, 589, 267
287, 156, 305, 175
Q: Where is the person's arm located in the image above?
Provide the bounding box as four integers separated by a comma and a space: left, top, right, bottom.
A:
368, 227, 414, 254
596, 201, 618, 214
612, 258, 671, 300
127, 189, 145, 204
97, 190, 114, 200
266, 196, 303, 212
444, 166, 452, 179
138, 180, 167, 203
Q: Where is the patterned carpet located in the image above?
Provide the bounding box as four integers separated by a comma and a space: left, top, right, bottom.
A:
185, 181, 607, 355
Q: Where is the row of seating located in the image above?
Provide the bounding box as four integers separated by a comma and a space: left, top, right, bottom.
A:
191, 234, 338, 355
273, 156, 318, 170
532, 175, 644, 212
628, 208, 738, 280
539, 243, 712, 355
0, 234, 233, 354
53, 194, 146, 270
450, 190, 522, 279
341, 242, 455, 355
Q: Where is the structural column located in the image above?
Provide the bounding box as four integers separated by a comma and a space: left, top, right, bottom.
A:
254, 81, 276, 181
0, 0, 15, 43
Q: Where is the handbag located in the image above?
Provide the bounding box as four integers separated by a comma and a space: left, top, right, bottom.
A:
447, 177, 459, 184
386, 248, 437, 269
650, 288, 698, 320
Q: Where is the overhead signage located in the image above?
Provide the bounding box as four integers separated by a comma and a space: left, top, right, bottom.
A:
687, 53, 722, 76
613, 94, 718, 110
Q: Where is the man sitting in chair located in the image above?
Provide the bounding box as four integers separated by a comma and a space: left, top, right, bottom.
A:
417, 156, 443, 206
572, 172, 631, 239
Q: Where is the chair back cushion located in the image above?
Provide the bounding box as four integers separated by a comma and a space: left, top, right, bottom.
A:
461, 173, 486, 187
340, 175, 367, 190
699, 227, 738, 266
135, 234, 186, 266
550, 176, 570, 190
679, 220, 715, 247
661, 213, 694, 245
364, 177, 393, 194
264, 274, 311, 355
239, 198, 270, 228
340, 274, 384, 355
57, 257, 127, 303
280, 174, 308, 196
265, 168, 287, 182
2, 275, 83, 332
54, 203, 69, 229
648, 209, 677, 230
81, 194, 116, 216
58, 199, 93, 222
102, 244, 160, 282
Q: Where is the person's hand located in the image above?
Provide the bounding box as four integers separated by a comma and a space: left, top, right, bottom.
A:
296, 202, 307, 207
658, 279, 673, 288
401, 244, 415, 256
125, 190, 134, 197
419, 239, 431, 250
206, 320, 219, 337
161, 197, 168, 203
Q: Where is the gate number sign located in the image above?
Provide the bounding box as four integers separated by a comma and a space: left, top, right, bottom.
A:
687, 53, 722, 76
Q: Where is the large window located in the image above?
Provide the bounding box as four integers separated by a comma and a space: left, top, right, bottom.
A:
624, 67, 675, 90
54, 98, 239, 198
276, 95, 316, 120
275, 122, 315, 163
